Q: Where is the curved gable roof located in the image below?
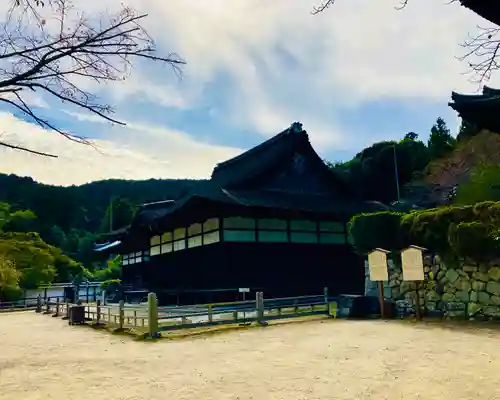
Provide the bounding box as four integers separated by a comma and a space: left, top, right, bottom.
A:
210, 122, 344, 190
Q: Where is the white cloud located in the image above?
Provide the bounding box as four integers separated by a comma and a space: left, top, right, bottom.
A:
82, 0, 491, 142
0, 0, 496, 186
0, 112, 242, 186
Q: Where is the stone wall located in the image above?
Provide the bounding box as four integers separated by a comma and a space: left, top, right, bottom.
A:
364, 256, 500, 318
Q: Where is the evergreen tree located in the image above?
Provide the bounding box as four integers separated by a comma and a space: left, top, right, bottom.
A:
457, 119, 479, 142
100, 197, 135, 233
428, 117, 456, 160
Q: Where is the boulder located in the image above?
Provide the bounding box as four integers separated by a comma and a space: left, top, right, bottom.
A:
426, 291, 440, 302
488, 267, 500, 282
445, 269, 459, 284
486, 281, 500, 296
462, 265, 478, 273
478, 291, 491, 305
442, 293, 455, 302
483, 306, 500, 317
471, 280, 486, 292
491, 296, 500, 306
470, 291, 479, 302
468, 302, 482, 316
473, 271, 489, 282
444, 284, 457, 294
456, 290, 470, 303
400, 281, 414, 295
454, 278, 471, 292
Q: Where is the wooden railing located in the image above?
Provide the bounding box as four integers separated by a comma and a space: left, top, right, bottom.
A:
39, 298, 149, 329
34, 291, 338, 338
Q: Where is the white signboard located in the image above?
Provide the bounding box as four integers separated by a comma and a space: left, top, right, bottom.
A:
239, 288, 250, 293
401, 247, 425, 281
368, 249, 389, 282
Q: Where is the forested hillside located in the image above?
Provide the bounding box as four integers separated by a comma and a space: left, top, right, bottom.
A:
0, 174, 203, 233
0, 175, 204, 265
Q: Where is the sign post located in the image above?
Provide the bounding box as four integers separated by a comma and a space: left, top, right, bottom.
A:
401, 245, 426, 320
239, 288, 250, 323
367, 248, 390, 319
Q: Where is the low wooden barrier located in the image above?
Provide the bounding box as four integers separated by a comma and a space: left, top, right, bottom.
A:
36, 290, 338, 338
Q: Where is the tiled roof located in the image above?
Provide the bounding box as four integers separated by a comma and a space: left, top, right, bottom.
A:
126, 122, 389, 230
459, 0, 500, 26
449, 86, 500, 132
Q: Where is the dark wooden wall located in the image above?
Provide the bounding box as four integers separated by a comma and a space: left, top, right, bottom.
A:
123, 242, 364, 305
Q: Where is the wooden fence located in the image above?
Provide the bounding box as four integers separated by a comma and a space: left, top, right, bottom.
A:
33, 291, 338, 337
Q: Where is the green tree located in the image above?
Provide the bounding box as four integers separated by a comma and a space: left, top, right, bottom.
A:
0, 232, 56, 289
100, 197, 135, 233
455, 163, 500, 205
0, 255, 22, 300
0, 202, 37, 233
404, 132, 418, 141
457, 119, 479, 142
428, 117, 456, 160
329, 135, 430, 203
94, 255, 122, 281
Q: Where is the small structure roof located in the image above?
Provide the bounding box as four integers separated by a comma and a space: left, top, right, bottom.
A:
402, 245, 427, 252
459, 0, 500, 26
94, 240, 121, 252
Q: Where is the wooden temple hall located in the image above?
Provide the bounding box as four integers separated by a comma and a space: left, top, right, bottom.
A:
103, 123, 386, 304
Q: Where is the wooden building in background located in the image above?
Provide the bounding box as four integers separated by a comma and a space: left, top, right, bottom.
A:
458, 0, 500, 26
106, 123, 387, 304
450, 86, 500, 133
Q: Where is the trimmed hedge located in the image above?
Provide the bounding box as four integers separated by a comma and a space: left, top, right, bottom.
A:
348, 201, 500, 262
348, 212, 406, 254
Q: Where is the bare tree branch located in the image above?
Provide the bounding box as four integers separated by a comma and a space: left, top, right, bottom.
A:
0, 0, 185, 157
458, 25, 500, 83
312, 0, 500, 84
312, 0, 410, 14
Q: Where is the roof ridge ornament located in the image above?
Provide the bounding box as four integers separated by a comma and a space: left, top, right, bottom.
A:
290, 122, 303, 134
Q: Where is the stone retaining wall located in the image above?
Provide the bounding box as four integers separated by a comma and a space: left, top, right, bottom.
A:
364, 255, 500, 318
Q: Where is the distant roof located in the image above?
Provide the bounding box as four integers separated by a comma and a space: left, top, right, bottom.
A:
449, 86, 500, 132
459, 0, 500, 26
94, 240, 121, 252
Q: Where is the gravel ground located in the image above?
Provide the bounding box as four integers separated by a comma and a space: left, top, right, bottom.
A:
1, 312, 500, 400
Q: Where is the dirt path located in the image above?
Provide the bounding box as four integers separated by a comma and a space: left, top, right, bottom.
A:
1, 312, 500, 400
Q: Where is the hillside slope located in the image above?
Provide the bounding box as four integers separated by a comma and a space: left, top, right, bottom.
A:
0, 173, 204, 233
403, 131, 500, 206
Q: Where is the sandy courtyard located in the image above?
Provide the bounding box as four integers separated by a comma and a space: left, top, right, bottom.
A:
1, 313, 500, 400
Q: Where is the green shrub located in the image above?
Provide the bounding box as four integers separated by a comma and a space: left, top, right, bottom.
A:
400, 205, 474, 254
100, 279, 121, 292
448, 222, 499, 263
348, 211, 405, 254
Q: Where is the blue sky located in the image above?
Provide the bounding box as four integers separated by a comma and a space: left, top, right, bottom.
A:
0, 0, 495, 185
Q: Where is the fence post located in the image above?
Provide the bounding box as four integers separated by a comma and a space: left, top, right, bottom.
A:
147, 292, 159, 338
35, 294, 42, 313
53, 298, 60, 317
118, 300, 125, 330
256, 291, 266, 326
43, 297, 50, 314
62, 301, 70, 320
208, 305, 213, 322
96, 300, 101, 325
